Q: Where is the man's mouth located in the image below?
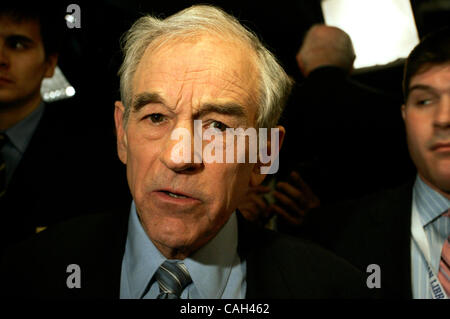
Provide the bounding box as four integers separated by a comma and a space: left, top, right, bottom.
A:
431, 142, 450, 152
161, 190, 189, 199
0, 76, 13, 84
152, 188, 201, 206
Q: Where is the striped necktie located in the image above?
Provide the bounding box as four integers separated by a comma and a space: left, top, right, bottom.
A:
0, 132, 6, 198
438, 209, 450, 297
155, 260, 192, 299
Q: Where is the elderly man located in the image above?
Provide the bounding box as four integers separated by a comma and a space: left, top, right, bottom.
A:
1, 5, 369, 299
299, 27, 450, 299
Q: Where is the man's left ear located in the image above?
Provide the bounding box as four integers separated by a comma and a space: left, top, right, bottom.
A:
250, 125, 286, 187
44, 53, 59, 78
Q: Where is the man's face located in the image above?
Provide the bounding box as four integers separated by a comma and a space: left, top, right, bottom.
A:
402, 62, 450, 197
115, 35, 267, 258
0, 16, 56, 107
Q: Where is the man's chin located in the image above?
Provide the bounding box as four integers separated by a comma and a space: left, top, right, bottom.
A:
150, 232, 202, 259
0, 95, 17, 107
428, 172, 450, 199
145, 217, 196, 242
0, 93, 28, 109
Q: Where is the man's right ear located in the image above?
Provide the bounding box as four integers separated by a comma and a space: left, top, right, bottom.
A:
114, 101, 127, 164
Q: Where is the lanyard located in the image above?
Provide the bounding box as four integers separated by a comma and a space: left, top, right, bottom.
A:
411, 200, 448, 299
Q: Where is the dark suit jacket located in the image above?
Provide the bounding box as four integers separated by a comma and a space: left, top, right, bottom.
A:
0, 99, 131, 256
0, 210, 373, 299
279, 66, 414, 204
296, 182, 414, 299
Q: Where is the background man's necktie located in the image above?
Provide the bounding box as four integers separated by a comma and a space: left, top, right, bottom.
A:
0, 133, 7, 198
438, 209, 450, 297
155, 260, 192, 299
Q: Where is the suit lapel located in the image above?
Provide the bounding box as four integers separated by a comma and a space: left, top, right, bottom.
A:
396, 183, 413, 299
236, 212, 293, 298
96, 210, 129, 298
0, 106, 52, 245
367, 182, 413, 298
66, 210, 129, 299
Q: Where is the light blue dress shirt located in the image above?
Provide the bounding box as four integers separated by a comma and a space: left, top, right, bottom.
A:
120, 201, 246, 299
1, 102, 45, 186
411, 176, 450, 299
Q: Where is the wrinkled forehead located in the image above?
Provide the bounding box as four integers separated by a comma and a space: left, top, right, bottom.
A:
132, 33, 261, 111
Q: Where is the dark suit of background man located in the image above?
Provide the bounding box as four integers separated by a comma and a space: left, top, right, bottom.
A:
299, 27, 450, 299
239, 24, 411, 231
0, 2, 130, 257
290, 24, 410, 203
1, 5, 371, 299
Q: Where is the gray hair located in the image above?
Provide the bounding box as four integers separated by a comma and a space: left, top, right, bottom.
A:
118, 4, 293, 129
299, 24, 355, 73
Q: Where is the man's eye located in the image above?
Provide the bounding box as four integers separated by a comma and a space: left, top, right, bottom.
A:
13, 42, 25, 49
408, 95, 435, 107
208, 121, 228, 132
7, 39, 27, 50
417, 99, 433, 106
146, 113, 166, 124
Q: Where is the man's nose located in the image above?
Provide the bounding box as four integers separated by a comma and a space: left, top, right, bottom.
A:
434, 94, 450, 130
159, 120, 203, 173
0, 42, 10, 67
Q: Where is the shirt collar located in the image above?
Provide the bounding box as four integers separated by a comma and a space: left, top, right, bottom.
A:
413, 175, 450, 227
123, 201, 239, 299
123, 201, 166, 299
6, 102, 45, 154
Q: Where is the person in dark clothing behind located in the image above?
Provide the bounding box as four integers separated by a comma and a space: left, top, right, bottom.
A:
291, 24, 410, 200
239, 24, 412, 230
0, 2, 130, 257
